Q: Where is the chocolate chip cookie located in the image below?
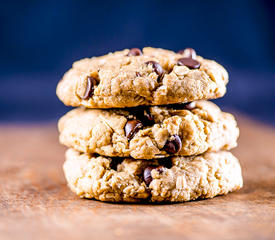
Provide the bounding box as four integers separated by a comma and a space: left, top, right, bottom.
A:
56, 47, 228, 108
63, 149, 243, 202
58, 101, 239, 159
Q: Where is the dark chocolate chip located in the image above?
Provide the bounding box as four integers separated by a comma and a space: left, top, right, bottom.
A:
135, 107, 154, 126
163, 135, 182, 154
128, 48, 142, 56
125, 120, 143, 140
82, 76, 97, 100
143, 166, 154, 186
143, 109, 154, 125
145, 61, 164, 77
182, 101, 196, 110
178, 48, 197, 59
143, 166, 164, 186
177, 58, 200, 69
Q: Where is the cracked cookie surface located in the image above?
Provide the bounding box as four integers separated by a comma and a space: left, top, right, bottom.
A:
56, 47, 228, 108
58, 101, 239, 159
63, 149, 243, 202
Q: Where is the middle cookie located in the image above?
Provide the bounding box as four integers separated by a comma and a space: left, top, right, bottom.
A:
58, 100, 239, 159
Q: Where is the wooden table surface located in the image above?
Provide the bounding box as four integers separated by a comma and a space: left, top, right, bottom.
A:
0, 116, 275, 240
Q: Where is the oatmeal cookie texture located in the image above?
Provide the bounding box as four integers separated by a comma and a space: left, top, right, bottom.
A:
58, 101, 239, 159
63, 149, 243, 202
57, 46, 242, 203
56, 47, 228, 108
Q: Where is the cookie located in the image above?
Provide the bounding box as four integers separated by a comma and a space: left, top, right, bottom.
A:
56, 47, 228, 108
58, 100, 239, 159
63, 149, 243, 202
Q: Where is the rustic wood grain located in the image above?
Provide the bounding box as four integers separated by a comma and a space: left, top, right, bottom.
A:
0, 116, 275, 240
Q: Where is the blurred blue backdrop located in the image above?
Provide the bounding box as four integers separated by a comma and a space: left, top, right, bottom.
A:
0, 0, 274, 124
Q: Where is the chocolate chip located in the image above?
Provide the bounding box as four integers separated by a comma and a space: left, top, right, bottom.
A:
143, 166, 164, 186
143, 109, 154, 125
145, 61, 164, 77
182, 101, 196, 110
178, 48, 197, 59
143, 166, 154, 186
177, 58, 200, 69
128, 48, 142, 56
163, 135, 182, 154
135, 107, 154, 126
125, 120, 143, 140
82, 76, 97, 100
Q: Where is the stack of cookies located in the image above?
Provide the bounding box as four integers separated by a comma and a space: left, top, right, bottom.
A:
56, 47, 243, 203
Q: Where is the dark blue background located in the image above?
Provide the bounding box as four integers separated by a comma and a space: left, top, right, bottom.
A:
1, 0, 275, 124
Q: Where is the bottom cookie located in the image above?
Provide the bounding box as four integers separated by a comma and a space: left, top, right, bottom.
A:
63, 149, 243, 202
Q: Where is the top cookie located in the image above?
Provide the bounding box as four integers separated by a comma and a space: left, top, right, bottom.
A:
56, 47, 228, 108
